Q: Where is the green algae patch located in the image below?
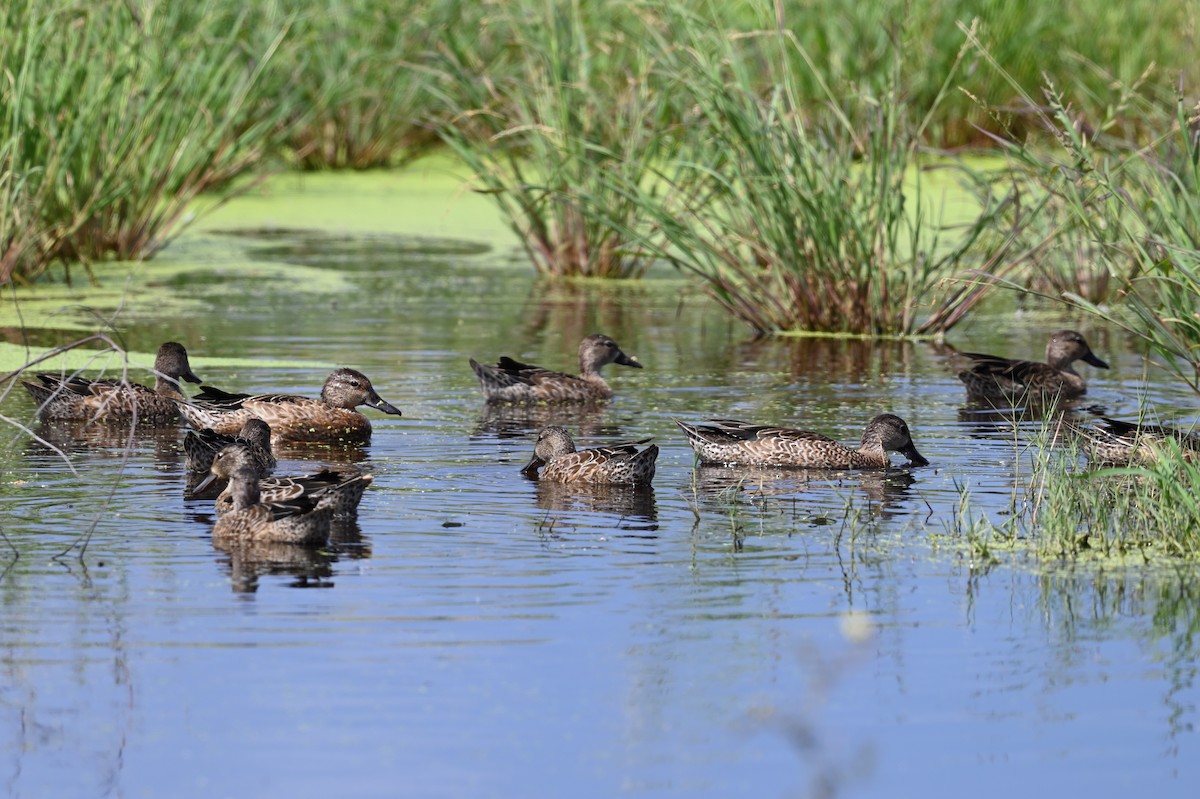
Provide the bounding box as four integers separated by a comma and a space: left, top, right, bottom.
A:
3, 163, 517, 338
144, 254, 359, 295
0, 274, 208, 333
0, 342, 332, 376
190, 158, 518, 251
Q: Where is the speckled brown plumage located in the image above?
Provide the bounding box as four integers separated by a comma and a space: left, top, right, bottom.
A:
183, 419, 276, 499
470, 334, 642, 404
203, 444, 333, 546
215, 463, 372, 519
21, 342, 202, 422
520, 426, 658, 485
176, 367, 402, 445
675, 413, 929, 469
957, 330, 1108, 404
1077, 417, 1200, 466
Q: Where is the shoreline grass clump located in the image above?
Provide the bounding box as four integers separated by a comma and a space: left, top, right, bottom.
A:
950, 416, 1200, 560
431, 0, 686, 279
0, 0, 289, 286
613, 12, 1017, 336
1036, 443, 1200, 559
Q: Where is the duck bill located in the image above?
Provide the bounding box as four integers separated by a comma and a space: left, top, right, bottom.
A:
1083, 352, 1109, 369
520, 454, 545, 477
181, 368, 203, 385
366, 390, 403, 416
900, 444, 930, 467
191, 471, 221, 496
614, 351, 643, 369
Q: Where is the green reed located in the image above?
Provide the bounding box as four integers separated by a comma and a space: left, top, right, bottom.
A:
961, 22, 1200, 391
1033, 437, 1200, 560
430, 0, 686, 278
0, 0, 289, 285
605, 8, 1015, 335
274, 0, 455, 170
769, 0, 1196, 148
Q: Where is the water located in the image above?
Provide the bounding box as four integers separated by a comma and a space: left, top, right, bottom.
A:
1, 171, 1197, 797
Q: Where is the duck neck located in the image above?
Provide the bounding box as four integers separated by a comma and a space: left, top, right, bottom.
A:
154, 375, 184, 399
225, 470, 261, 509
855, 433, 889, 465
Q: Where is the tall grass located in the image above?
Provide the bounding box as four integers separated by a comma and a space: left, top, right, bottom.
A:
604, 10, 1017, 336
3, 0, 1196, 294
0, 0, 289, 285
962, 23, 1200, 390
767, 0, 1198, 148
274, 0, 456, 170
430, 0, 686, 278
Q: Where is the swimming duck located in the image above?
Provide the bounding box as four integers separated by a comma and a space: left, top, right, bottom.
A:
957, 330, 1108, 404
22, 342, 201, 422
176, 367, 401, 445
675, 413, 929, 468
183, 418, 276, 499
203, 443, 333, 545
470, 334, 642, 403
520, 426, 658, 484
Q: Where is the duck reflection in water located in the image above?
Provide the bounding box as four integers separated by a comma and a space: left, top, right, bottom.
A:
531, 480, 659, 530
474, 400, 610, 440
30, 417, 183, 459
215, 538, 336, 594
690, 465, 918, 522
955, 403, 1082, 445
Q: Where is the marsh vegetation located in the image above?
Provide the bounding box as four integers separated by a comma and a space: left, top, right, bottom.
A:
2, 1, 1200, 551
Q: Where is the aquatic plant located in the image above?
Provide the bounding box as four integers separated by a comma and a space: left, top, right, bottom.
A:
605, 9, 1016, 335
0, 0, 288, 285
947, 414, 1200, 559
430, 0, 684, 278
1034, 440, 1200, 559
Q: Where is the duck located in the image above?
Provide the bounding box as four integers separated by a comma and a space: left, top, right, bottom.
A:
520, 426, 658, 484
674, 413, 929, 468
470, 334, 642, 403
175, 367, 402, 445
957, 330, 1108, 403
1077, 417, 1200, 466
183, 419, 276, 499
202, 443, 333, 545
21, 342, 202, 422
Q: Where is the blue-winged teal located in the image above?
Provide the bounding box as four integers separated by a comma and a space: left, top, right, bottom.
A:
470, 334, 642, 403
1078, 417, 1200, 466
22, 342, 201, 422
202, 443, 333, 545
183, 419, 276, 499
176, 367, 402, 445
675, 413, 929, 468
958, 330, 1108, 403
520, 426, 658, 485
